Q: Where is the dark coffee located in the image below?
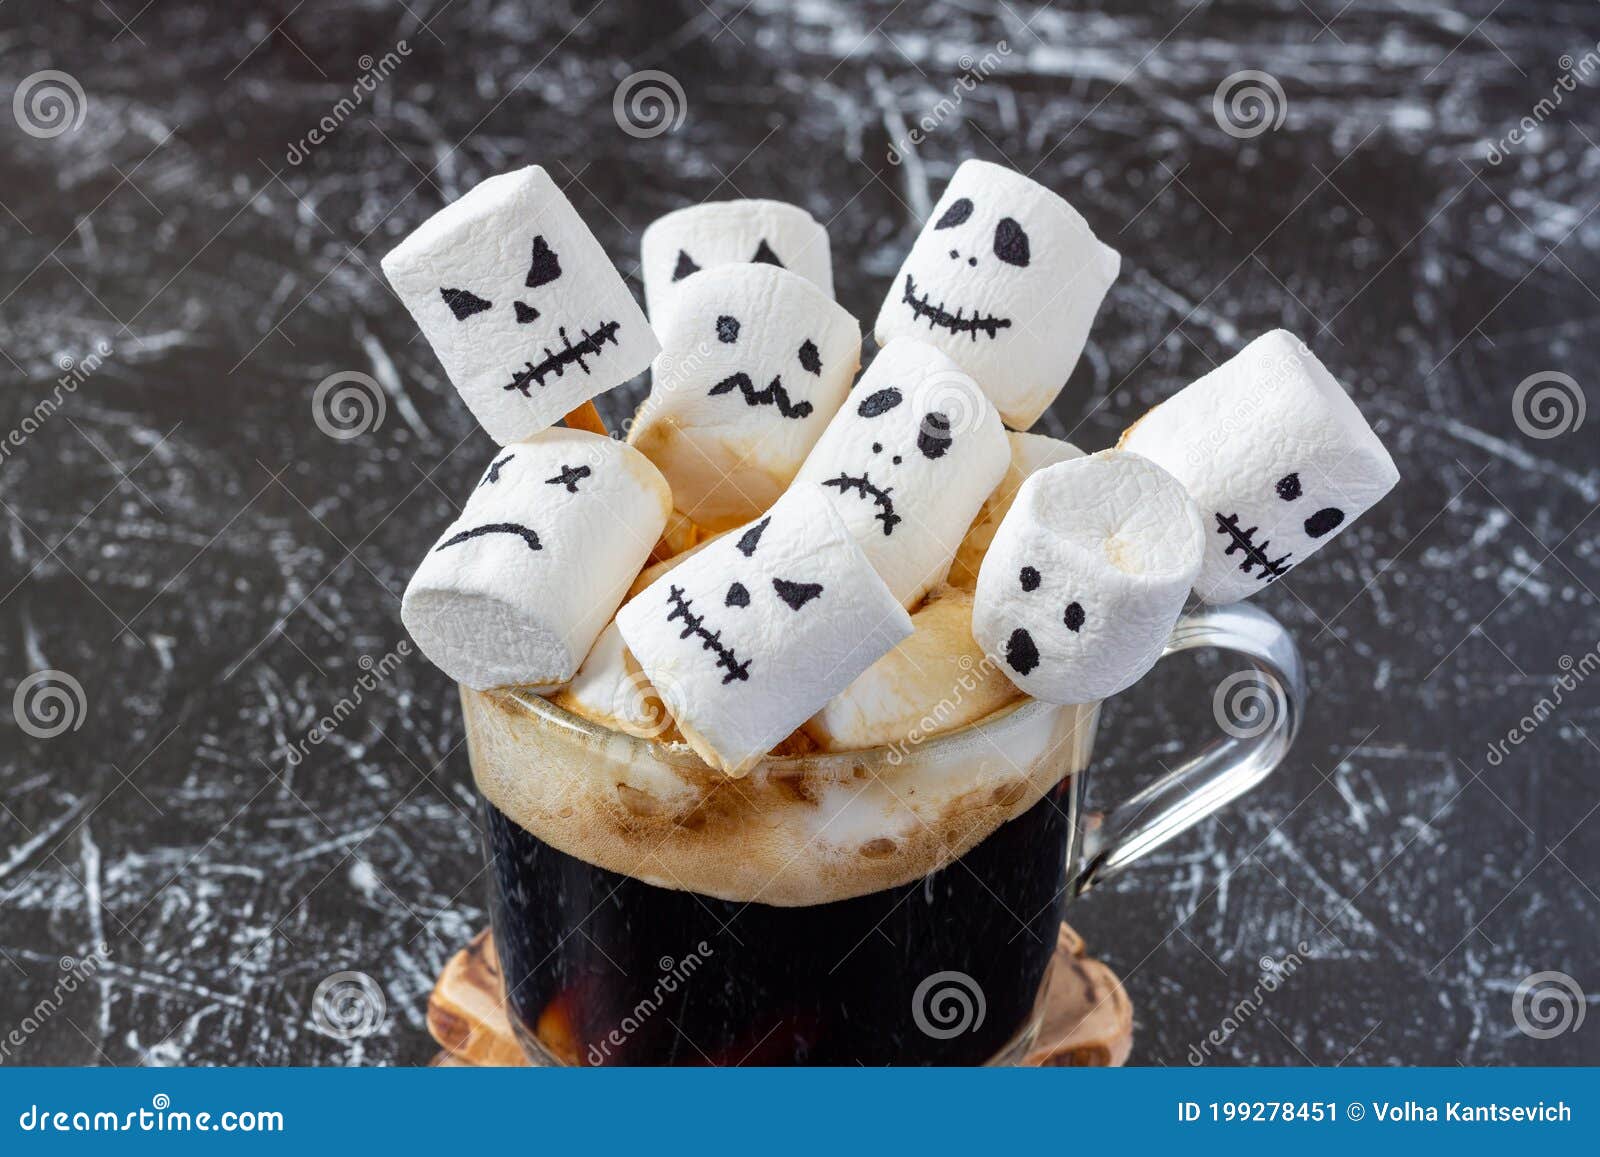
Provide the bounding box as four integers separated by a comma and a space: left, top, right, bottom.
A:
483, 774, 1077, 1066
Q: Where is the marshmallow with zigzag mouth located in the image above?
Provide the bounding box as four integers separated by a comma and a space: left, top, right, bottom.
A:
629, 264, 861, 532
873, 159, 1121, 429
793, 337, 1009, 608
640, 199, 833, 323
1119, 330, 1400, 604
615, 484, 912, 776
402, 429, 671, 691
382, 166, 659, 445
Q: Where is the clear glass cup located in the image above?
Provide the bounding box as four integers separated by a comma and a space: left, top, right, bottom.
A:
465, 603, 1302, 1066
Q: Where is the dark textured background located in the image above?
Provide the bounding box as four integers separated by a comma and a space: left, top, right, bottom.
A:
1, 0, 1597, 1066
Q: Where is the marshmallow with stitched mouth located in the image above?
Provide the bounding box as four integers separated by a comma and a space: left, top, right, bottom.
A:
873, 159, 1121, 430
629, 264, 861, 532
1119, 329, 1401, 604
615, 485, 912, 776
949, 430, 1084, 590
640, 199, 833, 324
972, 450, 1204, 705
792, 337, 1009, 608
402, 429, 671, 691
382, 166, 659, 445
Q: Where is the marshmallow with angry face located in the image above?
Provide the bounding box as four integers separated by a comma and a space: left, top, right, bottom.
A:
640, 199, 833, 324
1119, 330, 1401, 604
382, 166, 659, 445
793, 338, 1010, 608
402, 430, 671, 691
628, 264, 861, 532
949, 430, 1084, 590
874, 160, 1121, 430
973, 450, 1204, 705
615, 485, 912, 776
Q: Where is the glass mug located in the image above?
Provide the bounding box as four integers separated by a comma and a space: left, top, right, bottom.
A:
465, 603, 1302, 1066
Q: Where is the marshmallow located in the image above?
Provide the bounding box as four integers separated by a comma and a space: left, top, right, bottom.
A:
629, 264, 861, 531
972, 450, 1203, 704
873, 159, 1121, 429
382, 166, 659, 445
402, 429, 671, 690
640, 199, 833, 323
1120, 330, 1401, 604
805, 587, 1022, 751
615, 485, 912, 776
792, 337, 1009, 608
949, 430, 1084, 590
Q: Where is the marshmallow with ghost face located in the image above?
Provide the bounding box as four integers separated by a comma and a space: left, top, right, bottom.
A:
640, 199, 834, 324
628, 264, 861, 532
615, 485, 912, 776
949, 430, 1084, 590
874, 159, 1121, 430
402, 429, 671, 691
792, 337, 1010, 608
1120, 330, 1401, 605
973, 450, 1204, 705
381, 166, 659, 445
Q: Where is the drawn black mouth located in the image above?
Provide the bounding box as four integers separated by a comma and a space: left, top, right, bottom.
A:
902, 274, 1012, 341
435, 522, 542, 553
666, 584, 751, 684
708, 372, 813, 420
821, 471, 900, 536
503, 320, 622, 395
1214, 512, 1292, 581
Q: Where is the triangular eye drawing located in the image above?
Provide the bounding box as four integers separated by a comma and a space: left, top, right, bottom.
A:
772, 578, 823, 611
736, 516, 770, 557
994, 217, 1030, 266
752, 239, 785, 267
441, 287, 493, 320
525, 235, 562, 288
934, 198, 974, 229
514, 301, 540, 324
672, 249, 700, 281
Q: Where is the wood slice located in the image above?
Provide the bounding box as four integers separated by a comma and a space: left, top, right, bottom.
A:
428, 925, 1132, 1067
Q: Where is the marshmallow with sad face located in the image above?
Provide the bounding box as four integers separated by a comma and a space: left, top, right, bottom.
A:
874, 159, 1121, 430
382, 166, 659, 445
793, 338, 1010, 608
628, 263, 861, 532
1119, 330, 1401, 605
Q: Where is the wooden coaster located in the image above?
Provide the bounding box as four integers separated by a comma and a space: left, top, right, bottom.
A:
428, 924, 1131, 1067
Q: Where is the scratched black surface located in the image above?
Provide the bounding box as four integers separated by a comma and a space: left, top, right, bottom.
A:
1, 0, 1597, 1067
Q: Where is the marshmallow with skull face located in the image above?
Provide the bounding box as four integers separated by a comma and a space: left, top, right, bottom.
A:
874, 159, 1121, 430
792, 337, 1010, 608
615, 484, 912, 776
381, 166, 659, 445
1119, 329, 1401, 605
628, 264, 861, 532
402, 429, 672, 691
640, 199, 834, 324
973, 450, 1204, 705
949, 430, 1085, 590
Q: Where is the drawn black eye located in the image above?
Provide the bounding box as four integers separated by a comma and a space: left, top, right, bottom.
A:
514, 302, 540, 324
752, 239, 784, 267
798, 339, 821, 374
441, 287, 492, 320
725, 581, 750, 608
1275, 473, 1303, 502
1019, 566, 1040, 592
736, 516, 770, 557
917, 412, 953, 459
994, 217, 1030, 266
857, 387, 903, 417
525, 235, 561, 288
772, 578, 823, 611
716, 315, 741, 344
1304, 508, 1345, 538
1063, 602, 1085, 632
672, 250, 700, 281
934, 198, 973, 229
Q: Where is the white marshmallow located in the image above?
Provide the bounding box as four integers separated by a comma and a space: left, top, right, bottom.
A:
793, 337, 1009, 608
972, 450, 1203, 704
640, 199, 833, 324
629, 264, 861, 531
1120, 330, 1401, 604
949, 430, 1084, 590
402, 430, 671, 691
615, 485, 912, 776
873, 159, 1121, 430
382, 166, 659, 445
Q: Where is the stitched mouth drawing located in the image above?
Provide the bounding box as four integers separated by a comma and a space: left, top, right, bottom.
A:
1214, 512, 1292, 582
902, 275, 1012, 341
708, 372, 813, 420
666, 585, 751, 684
503, 320, 622, 395
435, 522, 543, 553
821, 471, 900, 536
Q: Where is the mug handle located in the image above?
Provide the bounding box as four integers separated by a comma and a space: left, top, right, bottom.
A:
1074, 602, 1305, 895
